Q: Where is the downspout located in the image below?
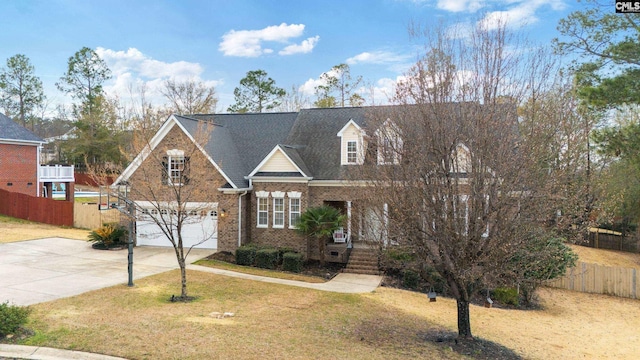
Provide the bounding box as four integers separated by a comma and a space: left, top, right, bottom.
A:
238, 191, 248, 247
36, 143, 42, 197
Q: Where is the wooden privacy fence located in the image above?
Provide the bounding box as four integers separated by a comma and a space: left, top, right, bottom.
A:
74, 202, 121, 229
546, 261, 639, 299
0, 188, 73, 226
585, 229, 638, 253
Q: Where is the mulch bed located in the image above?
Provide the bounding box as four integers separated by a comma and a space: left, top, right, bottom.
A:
206, 251, 345, 280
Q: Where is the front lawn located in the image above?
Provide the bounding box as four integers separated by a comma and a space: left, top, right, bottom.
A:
0, 215, 89, 243
15, 269, 640, 359
195, 259, 327, 283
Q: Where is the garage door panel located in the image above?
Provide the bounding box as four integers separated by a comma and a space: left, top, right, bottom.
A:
136, 204, 217, 249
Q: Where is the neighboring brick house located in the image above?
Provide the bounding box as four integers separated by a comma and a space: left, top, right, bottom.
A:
117, 106, 409, 261
0, 113, 75, 199
0, 112, 45, 196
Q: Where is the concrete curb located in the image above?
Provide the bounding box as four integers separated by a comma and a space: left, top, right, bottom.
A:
0, 344, 128, 360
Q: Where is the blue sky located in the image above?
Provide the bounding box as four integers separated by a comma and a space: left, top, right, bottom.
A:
0, 0, 582, 113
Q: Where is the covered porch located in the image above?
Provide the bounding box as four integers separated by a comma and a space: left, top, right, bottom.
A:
323, 200, 387, 263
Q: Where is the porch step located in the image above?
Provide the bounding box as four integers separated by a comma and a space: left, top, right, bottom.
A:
344, 248, 380, 275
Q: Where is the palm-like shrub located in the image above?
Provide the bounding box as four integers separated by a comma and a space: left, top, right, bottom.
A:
88, 223, 127, 248
295, 205, 346, 265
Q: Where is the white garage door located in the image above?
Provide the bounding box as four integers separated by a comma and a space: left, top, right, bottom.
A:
135, 203, 218, 250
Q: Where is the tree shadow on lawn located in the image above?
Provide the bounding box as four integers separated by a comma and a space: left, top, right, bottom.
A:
354, 316, 522, 360
419, 328, 523, 360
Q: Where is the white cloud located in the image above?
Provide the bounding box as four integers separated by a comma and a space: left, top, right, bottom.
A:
299, 66, 345, 96
94, 47, 222, 108
219, 23, 318, 57
346, 51, 412, 65
279, 36, 320, 55
96, 47, 204, 80
436, 0, 484, 13
475, 0, 565, 29
363, 77, 404, 104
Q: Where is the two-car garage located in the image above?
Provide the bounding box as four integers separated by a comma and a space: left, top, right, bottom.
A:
135, 202, 218, 250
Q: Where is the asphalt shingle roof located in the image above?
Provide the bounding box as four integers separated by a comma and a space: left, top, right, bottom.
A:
178, 112, 298, 188
172, 104, 517, 186
0, 112, 43, 143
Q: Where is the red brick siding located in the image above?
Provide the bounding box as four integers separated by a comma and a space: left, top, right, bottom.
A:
0, 143, 39, 196
249, 182, 310, 255
127, 126, 239, 252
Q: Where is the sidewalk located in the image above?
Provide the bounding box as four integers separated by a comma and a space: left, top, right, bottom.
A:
187, 264, 383, 293
0, 266, 382, 360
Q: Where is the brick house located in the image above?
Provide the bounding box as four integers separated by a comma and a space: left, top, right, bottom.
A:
116, 106, 416, 262
0, 113, 75, 199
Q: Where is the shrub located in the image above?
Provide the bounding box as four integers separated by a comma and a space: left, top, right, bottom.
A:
0, 302, 30, 337
492, 287, 519, 306
88, 223, 127, 247
402, 270, 421, 289
278, 247, 296, 264
282, 252, 304, 273
255, 248, 279, 269
235, 246, 257, 266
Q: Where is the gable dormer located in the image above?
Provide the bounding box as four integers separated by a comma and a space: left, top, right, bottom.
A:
337, 119, 365, 165
374, 119, 403, 165
247, 145, 312, 180
452, 143, 471, 173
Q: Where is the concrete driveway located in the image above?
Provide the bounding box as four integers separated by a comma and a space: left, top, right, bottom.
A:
0, 237, 214, 306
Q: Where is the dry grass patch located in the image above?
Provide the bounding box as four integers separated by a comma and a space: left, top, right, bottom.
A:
0, 215, 89, 243
570, 244, 640, 269
364, 286, 640, 359
195, 259, 327, 283
20, 268, 640, 359
25, 270, 464, 360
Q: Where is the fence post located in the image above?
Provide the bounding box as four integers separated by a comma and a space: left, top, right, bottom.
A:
633, 268, 637, 299
581, 262, 586, 292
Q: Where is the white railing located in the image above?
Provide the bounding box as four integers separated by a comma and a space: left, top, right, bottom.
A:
39, 165, 75, 182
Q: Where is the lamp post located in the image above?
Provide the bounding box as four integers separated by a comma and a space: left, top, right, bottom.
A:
127, 200, 135, 287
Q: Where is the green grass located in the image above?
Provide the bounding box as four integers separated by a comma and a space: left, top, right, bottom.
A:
0, 214, 34, 224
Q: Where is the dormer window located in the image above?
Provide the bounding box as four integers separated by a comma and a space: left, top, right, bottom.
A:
346, 141, 357, 164
337, 119, 365, 165
376, 119, 403, 165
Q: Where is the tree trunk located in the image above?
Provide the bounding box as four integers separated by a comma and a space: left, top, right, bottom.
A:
318, 236, 326, 266
179, 258, 188, 298
456, 299, 473, 339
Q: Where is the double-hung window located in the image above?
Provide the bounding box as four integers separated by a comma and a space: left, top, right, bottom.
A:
256, 191, 269, 228
273, 196, 285, 228
346, 141, 357, 164
164, 149, 188, 186
169, 156, 185, 184
289, 198, 301, 228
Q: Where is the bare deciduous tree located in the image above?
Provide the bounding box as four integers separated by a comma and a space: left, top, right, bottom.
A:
117, 118, 217, 300
356, 20, 576, 339
161, 79, 218, 115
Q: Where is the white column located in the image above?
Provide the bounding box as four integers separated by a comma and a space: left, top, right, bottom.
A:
347, 201, 352, 248
383, 203, 389, 247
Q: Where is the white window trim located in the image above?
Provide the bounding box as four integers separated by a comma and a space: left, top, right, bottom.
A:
256, 191, 269, 228
346, 140, 358, 164
273, 197, 285, 228
166, 149, 186, 186
289, 197, 301, 229
377, 132, 403, 165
